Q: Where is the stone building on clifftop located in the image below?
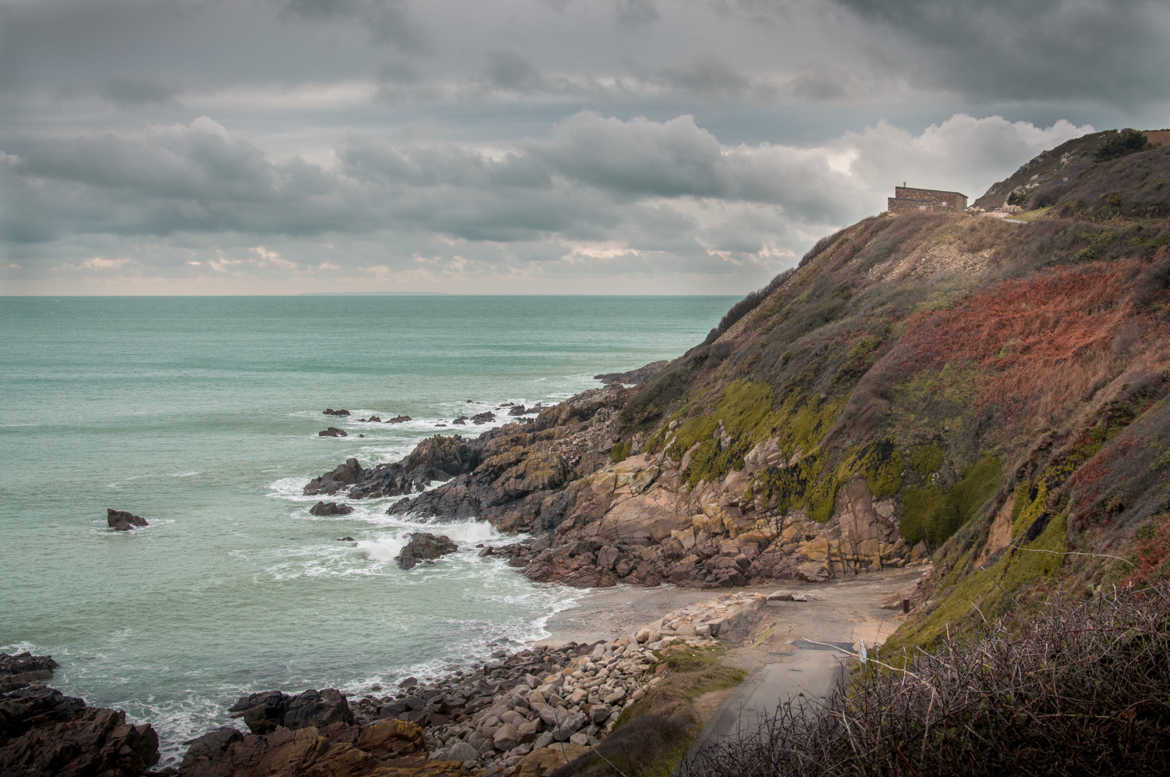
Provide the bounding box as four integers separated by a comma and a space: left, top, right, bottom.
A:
887, 185, 967, 214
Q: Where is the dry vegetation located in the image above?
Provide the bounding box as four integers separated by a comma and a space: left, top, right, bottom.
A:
679, 585, 1170, 777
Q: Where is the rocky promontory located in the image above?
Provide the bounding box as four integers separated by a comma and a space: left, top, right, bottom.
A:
0, 652, 160, 777
304, 434, 483, 499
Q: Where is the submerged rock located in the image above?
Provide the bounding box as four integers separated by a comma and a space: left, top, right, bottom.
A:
106, 508, 149, 531
396, 532, 459, 569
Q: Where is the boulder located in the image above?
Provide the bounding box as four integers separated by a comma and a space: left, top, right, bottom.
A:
319, 427, 348, 437
396, 533, 459, 569
493, 722, 519, 751
310, 501, 353, 516
513, 743, 588, 777
228, 688, 353, 735
552, 710, 587, 742
106, 508, 148, 531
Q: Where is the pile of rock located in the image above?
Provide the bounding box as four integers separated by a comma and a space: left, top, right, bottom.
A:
350, 592, 767, 775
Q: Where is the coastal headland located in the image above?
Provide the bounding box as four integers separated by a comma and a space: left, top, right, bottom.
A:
4, 128, 1170, 775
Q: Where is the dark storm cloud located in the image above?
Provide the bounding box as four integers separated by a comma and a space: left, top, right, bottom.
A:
535, 113, 856, 223
1, 0, 1161, 293
833, 0, 1170, 106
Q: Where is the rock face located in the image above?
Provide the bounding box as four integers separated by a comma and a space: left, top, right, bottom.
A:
180, 712, 468, 777
309, 501, 354, 516
594, 360, 668, 386
396, 533, 458, 569
229, 688, 354, 735
305, 436, 484, 499
0, 652, 159, 777
107, 508, 149, 531
304, 135, 1170, 605
319, 427, 348, 437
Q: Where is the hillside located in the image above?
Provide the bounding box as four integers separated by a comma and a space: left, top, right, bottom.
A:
311, 130, 1170, 651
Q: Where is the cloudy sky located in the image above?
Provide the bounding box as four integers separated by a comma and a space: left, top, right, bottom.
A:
2, 0, 1168, 295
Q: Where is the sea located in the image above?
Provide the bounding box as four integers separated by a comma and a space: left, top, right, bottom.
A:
0, 294, 734, 763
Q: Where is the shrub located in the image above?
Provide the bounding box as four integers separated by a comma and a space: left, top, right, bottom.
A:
680, 584, 1170, 777
1095, 128, 1150, 161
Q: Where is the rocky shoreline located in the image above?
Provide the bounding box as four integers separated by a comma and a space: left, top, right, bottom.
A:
303, 367, 923, 592
1, 591, 790, 777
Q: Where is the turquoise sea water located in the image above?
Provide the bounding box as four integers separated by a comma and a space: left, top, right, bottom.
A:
0, 295, 734, 762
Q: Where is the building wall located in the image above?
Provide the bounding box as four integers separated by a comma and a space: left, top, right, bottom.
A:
888, 186, 967, 213
1145, 130, 1170, 148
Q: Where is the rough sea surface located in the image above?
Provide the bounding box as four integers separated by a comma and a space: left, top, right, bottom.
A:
0, 294, 734, 763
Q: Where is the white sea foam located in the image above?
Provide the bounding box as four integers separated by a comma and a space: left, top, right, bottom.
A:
355, 535, 408, 564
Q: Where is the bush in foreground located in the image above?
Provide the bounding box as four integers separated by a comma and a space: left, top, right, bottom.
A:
679, 585, 1170, 777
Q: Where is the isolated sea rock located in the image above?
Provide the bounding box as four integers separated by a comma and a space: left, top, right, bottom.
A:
310, 501, 353, 516
396, 532, 458, 569
471, 412, 495, 424
319, 427, 347, 437
0, 652, 160, 777
452, 416, 469, 425
387, 415, 412, 423
323, 408, 350, 416
106, 508, 149, 531
358, 415, 382, 422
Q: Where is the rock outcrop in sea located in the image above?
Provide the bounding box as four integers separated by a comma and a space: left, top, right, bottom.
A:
396, 532, 459, 569
107, 508, 150, 531
0, 652, 160, 777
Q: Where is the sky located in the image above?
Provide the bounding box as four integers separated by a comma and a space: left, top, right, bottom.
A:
2, 1, 1168, 295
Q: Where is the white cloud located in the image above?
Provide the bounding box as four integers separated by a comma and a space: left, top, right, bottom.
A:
79, 256, 130, 270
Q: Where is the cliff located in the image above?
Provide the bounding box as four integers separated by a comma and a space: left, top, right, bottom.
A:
314, 129, 1170, 649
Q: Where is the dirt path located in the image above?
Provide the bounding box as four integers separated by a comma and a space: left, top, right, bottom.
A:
689, 568, 918, 753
